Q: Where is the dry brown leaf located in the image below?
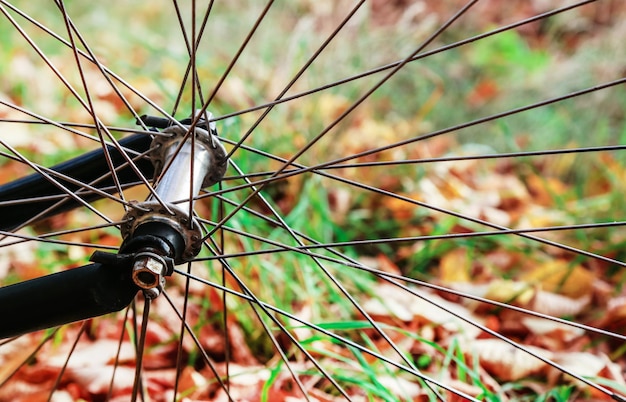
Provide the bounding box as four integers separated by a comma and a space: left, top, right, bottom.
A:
530, 290, 590, 318
550, 352, 607, 389
0, 335, 45, 385
469, 338, 553, 381
67, 365, 135, 396
48, 339, 135, 369
521, 317, 584, 344
596, 296, 626, 333
363, 284, 482, 338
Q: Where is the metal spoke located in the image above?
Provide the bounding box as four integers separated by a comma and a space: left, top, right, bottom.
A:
200, 0, 481, 242
205, 0, 598, 125
203, 0, 274, 109
107, 306, 132, 402
170, 0, 214, 116
0, 117, 159, 136
0, 150, 132, 208
0, 328, 60, 388
196, 77, 626, 204
0, 139, 113, 224
382, 277, 623, 399
225, 0, 366, 160
175, 268, 481, 401
223, 144, 626, 175
161, 289, 235, 402
190, 215, 626, 344
46, 323, 87, 402
130, 297, 151, 402
52, 0, 149, 133
0, 0, 186, 134
0, 229, 120, 250
196, 221, 626, 262
171, 261, 193, 401
196, 235, 352, 400
198, 155, 516, 398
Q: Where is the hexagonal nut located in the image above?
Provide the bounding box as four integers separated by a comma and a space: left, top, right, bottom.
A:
132, 256, 165, 289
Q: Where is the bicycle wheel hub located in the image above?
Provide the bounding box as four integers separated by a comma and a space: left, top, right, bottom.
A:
120, 115, 227, 292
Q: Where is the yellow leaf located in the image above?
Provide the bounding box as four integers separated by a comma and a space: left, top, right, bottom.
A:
439, 248, 471, 283
483, 279, 535, 306
522, 260, 595, 298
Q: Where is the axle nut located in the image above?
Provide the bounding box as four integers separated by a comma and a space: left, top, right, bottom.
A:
132, 253, 166, 289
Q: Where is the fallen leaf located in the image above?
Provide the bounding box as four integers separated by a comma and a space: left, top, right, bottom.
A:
522, 260, 595, 298
439, 248, 472, 283
469, 338, 553, 381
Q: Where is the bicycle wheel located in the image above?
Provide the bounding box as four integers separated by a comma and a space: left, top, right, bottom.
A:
1, 0, 625, 400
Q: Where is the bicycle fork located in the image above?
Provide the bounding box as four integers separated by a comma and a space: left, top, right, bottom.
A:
0, 114, 227, 338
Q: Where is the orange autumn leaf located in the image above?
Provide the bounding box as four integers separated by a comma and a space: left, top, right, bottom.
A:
525, 174, 569, 207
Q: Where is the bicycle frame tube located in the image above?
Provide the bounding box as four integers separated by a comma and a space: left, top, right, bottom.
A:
0, 134, 153, 232
0, 260, 138, 338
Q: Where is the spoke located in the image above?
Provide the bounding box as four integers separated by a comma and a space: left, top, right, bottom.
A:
5, 0, 144, 195
201, 157, 519, 397
0, 229, 120, 250
46, 323, 87, 402
294, 145, 626, 170
381, 277, 622, 399
198, 77, 626, 203
0, 108, 162, 219
197, 221, 626, 261
0, 0, 188, 134
107, 306, 131, 402
206, 0, 598, 124
197, 235, 352, 399
225, 0, 366, 160
183, 0, 276, 137
53, 0, 149, 132
52, 3, 145, 204
199, 228, 316, 400
0, 100, 129, 147
1, 4, 95, 117
130, 297, 151, 402
0, 117, 158, 136
0, 220, 122, 250
188, 0, 199, 228
177, 263, 625, 400
191, 0, 197, 114
195, 79, 626, 269
0, 140, 113, 224
0, 151, 132, 208
201, 0, 481, 242
175, 268, 481, 401
215, 140, 626, 181
218, 182, 231, 397
0, 142, 151, 235
172, 261, 193, 401
161, 290, 235, 402
192, 217, 626, 343
203, 0, 275, 109
194, 230, 626, 345
170, 0, 193, 114
171, 0, 214, 115
0, 328, 60, 388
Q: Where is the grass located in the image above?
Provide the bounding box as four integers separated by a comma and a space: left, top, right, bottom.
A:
1, 1, 625, 400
